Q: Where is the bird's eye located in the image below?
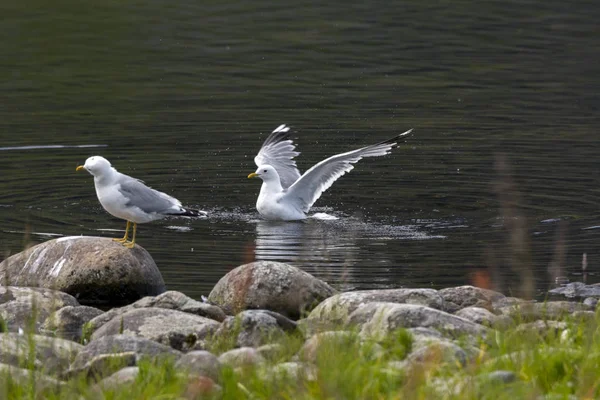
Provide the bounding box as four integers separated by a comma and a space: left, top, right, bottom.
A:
263, 169, 267, 173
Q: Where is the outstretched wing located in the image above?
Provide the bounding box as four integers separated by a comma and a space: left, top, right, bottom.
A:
254, 124, 302, 189
283, 129, 413, 212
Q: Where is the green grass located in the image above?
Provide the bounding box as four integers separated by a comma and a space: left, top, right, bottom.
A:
3, 310, 600, 399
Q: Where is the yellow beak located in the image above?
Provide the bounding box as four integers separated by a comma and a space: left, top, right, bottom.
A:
248, 172, 259, 179
76, 165, 85, 172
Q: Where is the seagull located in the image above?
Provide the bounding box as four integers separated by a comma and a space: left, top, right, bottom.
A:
248, 124, 412, 221
76, 156, 206, 248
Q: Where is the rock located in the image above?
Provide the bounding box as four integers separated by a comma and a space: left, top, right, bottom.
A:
41, 305, 104, 342
349, 303, 490, 340
515, 320, 568, 337
455, 306, 511, 328
218, 347, 265, 368
498, 301, 591, 321
548, 282, 600, 299
269, 362, 317, 381
298, 331, 357, 363
407, 339, 469, 366
305, 289, 444, 327
0, 333, 82, 375
90, 307, 220, 351
256, 343, 286, 361
0, 363, 64, 391
70, 334, 181, 371
583, 297, 598, 308
0, 237, 165, 307
216, 310, 297, 348
63, 352, 137, 380
491, 297, 529, 313
87, 291, 226, 333
208, 261, 336, 319
0, 286, 79, 333
407, 327, 443, 340
175, 351, 221, 382
439, 285, 505, 311
95, 366, 139, 390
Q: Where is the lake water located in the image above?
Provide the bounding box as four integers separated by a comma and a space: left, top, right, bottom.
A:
1, 0, 599, 300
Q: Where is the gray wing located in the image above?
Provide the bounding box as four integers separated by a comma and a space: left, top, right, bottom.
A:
117, 174, 183, 214
283, 129, 412, 212
254, 124, 301, 189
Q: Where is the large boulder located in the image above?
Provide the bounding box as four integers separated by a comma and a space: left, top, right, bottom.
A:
306, 289, 444, 326
90, 308, 220, 351
41, 305, 104, 342
215, 310, 297, 348
69, 334, 181, 372
438, 286, 505, 312
87, 291, 226, 333
497, 301, 592, 321
218, 347, 265, 368
349, 303, 490, 340
0, 286, 79, 333
0, 236, 165, 307
0, 333, 82, 375
548, 282, 600, 300
95, 366, 139, 390
0, 363, 64, 392
175, 351, 221, 382
208, 261, 336, 319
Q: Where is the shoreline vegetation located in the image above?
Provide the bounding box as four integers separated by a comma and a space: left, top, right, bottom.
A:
0, 239, 599, 399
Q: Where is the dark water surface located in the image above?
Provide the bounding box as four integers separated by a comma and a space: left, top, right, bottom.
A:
1, 0, 599, 299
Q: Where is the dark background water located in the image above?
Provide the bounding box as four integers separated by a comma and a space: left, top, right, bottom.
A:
1, 0, 599, 299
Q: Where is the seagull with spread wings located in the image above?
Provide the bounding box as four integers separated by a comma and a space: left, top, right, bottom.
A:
248, 124, 412, 221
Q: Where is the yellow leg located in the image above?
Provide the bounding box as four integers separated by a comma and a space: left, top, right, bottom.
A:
123, 223, 137, 249
113, 221, 131, 243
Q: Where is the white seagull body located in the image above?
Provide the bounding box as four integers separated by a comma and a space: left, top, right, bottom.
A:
77, 156, 206, 247
248, 124, 412, 221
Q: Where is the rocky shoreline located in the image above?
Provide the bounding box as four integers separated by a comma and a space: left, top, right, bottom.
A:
0, 237, 597, 395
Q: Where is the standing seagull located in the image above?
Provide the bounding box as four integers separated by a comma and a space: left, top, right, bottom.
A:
248, 124, 412, 221
76, 156, 205, 248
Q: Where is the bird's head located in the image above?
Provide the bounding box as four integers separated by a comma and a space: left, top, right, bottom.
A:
248, 165, 279, 182
76, 156, 112, 177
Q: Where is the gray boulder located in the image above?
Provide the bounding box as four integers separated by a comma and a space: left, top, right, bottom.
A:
0, 333, 82, 375
0, 363, 64, 392
439, 285, 505, 311
455, 306, 511, 328
549, 282, 600, 299
70, 334, 181, 371
498, 301, 591, 321
306, 289, 444, 326
95, 366, 139, 390
0, 236, 165, 307
256, 343, 286, 361
349, 302, 490, 340
218, 347, 265, 368
63, 352, 137, 380
208, 261, 336, 319
216, 310, 297, 348
268, 362, 317, 381
90, 307, 220, 351
0, 286, 79, 333
514, 320, 568, 337
407, 339, 470, 366
175, 350, 221, 382
87, 291, 225, 333
41, 305, 104, 342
